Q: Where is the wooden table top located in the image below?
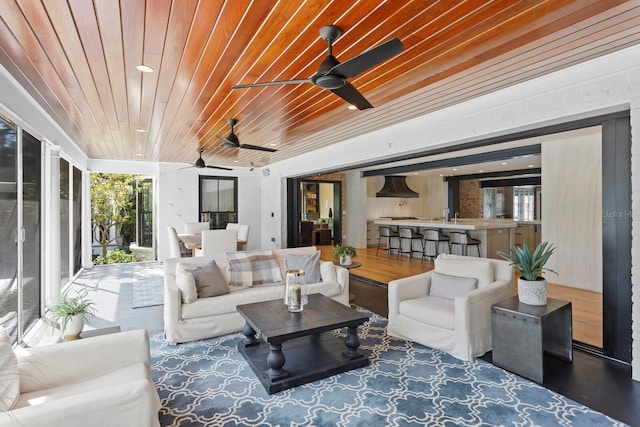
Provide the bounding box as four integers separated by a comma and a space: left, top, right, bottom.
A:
237, 294, 368, 344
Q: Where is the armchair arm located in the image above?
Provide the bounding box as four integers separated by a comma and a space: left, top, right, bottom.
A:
16, 329, 151, 394
164, 276, 183, 324
388, 272, 431, 318
455, 280, 513, 340
335, 265, 349, 294
0, 379, 160, 427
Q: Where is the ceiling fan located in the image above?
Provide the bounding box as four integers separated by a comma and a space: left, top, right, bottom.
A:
216, 118, 277, 152
180, 148, 232, 171
232, 25, 404, 110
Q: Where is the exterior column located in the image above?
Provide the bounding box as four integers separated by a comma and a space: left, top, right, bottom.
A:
45, 144, 61, 306
82, 169, 93, 268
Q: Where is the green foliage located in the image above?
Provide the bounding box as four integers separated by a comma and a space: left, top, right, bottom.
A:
334, 244, 357, 258
91, 173, 137, 257
47, 287, 97, 333
498, 241, 557, 281
93, 248, 138, 265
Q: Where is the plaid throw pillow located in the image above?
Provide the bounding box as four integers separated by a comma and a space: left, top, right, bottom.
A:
226, 250, 282, 287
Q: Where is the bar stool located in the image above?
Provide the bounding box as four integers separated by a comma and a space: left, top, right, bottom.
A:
449, 232, 481, 256
422, 229, 451, 260
398, 227, 424, 260
376, 226, 400, 257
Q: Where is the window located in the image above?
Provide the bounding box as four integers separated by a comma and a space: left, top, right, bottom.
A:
136, 178, 153, 247
513, 187, 535, 221
199, 176, 238, 229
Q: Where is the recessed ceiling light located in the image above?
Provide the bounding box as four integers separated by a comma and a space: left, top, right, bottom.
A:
439, 173, 444, 177
269, 143, 277, 146
136, 153, 142, 157
413, 172, 418, 175
479, 169, 484, 173
136, 128, 146, 133
234, 160, 239, 163
347, 105, 357, 110
501, 162, 507, 165
452, 168, 457, 171
528, 164, 535, 168
136, 64, 154, 73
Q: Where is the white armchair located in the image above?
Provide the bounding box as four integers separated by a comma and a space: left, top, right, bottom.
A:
388, 254, 513, 361
0, 329, 161, 427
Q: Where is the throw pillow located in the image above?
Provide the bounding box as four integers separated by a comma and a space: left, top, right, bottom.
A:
175, 263, 199, 303
319, 261, 338, 284
227, 258, 254, 289
247, 254, 283, 285
285, 251, 321, 284
434, 257, 493, 287
187, 261, 230, 298
226, 250, 283, 286
428, 271, 477, 300
0, 327, 19, 411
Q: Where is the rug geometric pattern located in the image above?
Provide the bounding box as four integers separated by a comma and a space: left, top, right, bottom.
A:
150, 310, 626, 427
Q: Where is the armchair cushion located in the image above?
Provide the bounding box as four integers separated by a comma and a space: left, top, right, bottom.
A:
434, 257, 493, 287
429, 271, 477, 300
0, 327, 19, 411
285, 251, 321, 284
399, 296, 455, 330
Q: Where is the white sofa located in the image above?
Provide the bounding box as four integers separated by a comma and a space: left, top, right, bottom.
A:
164, 246, 350, 344
0, 329, 161, 427
388, 254, 513, 361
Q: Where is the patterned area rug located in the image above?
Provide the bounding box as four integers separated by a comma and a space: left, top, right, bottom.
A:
150, 310, 626, 427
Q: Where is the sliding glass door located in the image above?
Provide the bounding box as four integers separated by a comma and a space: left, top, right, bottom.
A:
0, 117, 41, 342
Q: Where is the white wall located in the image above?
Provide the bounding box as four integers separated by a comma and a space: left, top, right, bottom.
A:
265, 45, 640, 379
542, 127, 602, 292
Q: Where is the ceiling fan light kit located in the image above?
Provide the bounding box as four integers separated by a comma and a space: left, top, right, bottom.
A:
232, 25, 404, 110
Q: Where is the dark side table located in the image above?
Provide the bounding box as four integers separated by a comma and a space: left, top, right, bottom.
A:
491, 296, 572, 383
332, 261, 362, 304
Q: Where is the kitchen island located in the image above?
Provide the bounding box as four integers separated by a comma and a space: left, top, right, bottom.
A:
373, 218, 516, 259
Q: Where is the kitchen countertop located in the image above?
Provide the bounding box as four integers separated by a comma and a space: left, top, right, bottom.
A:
373, 218, 517, 230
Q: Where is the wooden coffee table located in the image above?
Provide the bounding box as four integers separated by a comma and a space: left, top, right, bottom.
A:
237, 293, 370, 394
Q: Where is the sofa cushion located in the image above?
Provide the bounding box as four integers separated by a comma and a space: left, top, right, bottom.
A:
429, 271, 477, 300
399, 296, 455, 330
285, 251, 321, 284
188, 261, 229, 298
320, 261, 337, 284
175, 269, 198, 303
434, 257, 494, 288
0, 326, 19, 411
14, 361, 147, 409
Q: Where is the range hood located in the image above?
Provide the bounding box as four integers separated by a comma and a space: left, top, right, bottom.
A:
375, 175, 419, 198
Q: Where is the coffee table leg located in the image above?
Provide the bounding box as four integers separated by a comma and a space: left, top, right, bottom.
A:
343, 326, 364, 360
267, 343, 288, 381
241, 322, 259, 347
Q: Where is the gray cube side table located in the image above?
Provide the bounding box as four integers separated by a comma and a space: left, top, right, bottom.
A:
491, 296, 572, 383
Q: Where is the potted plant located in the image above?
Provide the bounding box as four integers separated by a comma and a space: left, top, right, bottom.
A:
334, 244, 357, 266
498, 241, 557, 306
48, 287, 97, 340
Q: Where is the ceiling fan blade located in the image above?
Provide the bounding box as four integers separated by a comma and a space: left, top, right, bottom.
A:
206, 165, 233, 171
233, 78, 310, 89
216, 135, 239, 148
331, 83, 373, 110
239, 144, 278, 153
178, 165, 193, 170
331, 38, 403, 78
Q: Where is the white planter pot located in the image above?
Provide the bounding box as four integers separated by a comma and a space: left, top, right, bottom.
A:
340, 255, 352, 266
517, 278, 547, 305
62, 315, 84, 340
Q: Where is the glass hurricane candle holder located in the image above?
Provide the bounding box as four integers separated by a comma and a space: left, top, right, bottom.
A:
284, 270, 307, 312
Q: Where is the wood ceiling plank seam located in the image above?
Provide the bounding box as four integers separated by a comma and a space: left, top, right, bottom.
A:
41, 0, 114, 156
151, 0, 228, 161
0, 43, 91, 154
147, 0, 209, 162
0, 1, 102, 154
162, 0, 289, 161
94, 0, 130, 159
120, 0, 148, 158
67, 0, 123, 159
136, 0, 175, 161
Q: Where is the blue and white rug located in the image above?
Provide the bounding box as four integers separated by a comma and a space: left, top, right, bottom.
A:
150, 311, 626, 427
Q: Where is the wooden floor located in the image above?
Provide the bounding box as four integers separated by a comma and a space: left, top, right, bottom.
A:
319, 245, 603, 348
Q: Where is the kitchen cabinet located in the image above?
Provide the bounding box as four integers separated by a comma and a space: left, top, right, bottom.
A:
514, 223, 541, 248
366, 221, 379, 247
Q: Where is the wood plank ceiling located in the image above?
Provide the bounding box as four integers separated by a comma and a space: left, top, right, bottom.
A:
0, 0, 638, 169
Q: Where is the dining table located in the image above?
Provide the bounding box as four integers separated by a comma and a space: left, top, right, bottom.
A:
177, 233, 201, 256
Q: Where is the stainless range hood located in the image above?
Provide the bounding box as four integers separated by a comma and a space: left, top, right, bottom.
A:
375, 175, 419, 198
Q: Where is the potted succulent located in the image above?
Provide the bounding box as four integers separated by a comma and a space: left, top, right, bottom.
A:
498, 241, 557, 306
48, 287, 97, 340
334, 244, 357, 266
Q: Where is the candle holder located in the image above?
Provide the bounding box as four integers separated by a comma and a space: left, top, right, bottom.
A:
284, 270, 307, 312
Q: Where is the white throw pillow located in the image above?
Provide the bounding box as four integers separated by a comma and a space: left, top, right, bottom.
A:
320, 261, 337, 283
434, 257, 494, 288
176, 263, 199, 303
429, 271, 477, 300
0, 326, 19, 411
